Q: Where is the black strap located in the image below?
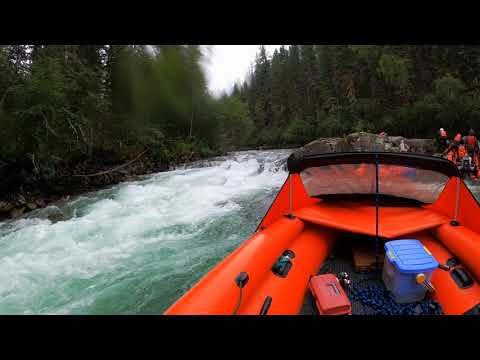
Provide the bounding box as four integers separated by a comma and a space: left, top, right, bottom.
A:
233, 272, 249, 315
259, 296, 272, 315
233, 286, 243, 315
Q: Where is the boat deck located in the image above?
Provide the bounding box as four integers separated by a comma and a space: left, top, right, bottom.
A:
294, 201, 448, 239
299, 235, 385, 315
299, 233, 443, 315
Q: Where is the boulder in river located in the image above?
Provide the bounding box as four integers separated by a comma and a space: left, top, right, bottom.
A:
26, 202, 37, 211
10, 206, 26, 219
15, 194, 26, 206
47, 212, 65, 223
38, 206, 67, 223
302, 137, 343, 154
35, 199, 46, 208
292, 132, 437, 159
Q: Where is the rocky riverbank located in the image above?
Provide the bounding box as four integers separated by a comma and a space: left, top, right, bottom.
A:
0, 150, 206, 221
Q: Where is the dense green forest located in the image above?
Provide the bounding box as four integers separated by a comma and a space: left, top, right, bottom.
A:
234, 45, 480, 145
2, 44, 480, 196
0, 45, 252, 194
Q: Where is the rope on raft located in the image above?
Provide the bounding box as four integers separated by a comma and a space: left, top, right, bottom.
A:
347, 277, 443, 315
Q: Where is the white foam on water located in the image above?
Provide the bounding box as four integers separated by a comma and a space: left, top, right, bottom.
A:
0, 149, 290, 314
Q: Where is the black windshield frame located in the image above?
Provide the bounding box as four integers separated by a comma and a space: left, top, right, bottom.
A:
287, 151, 460, 178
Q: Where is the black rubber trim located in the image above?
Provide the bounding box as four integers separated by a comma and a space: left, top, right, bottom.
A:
287, 151, 460, 178
450, 268, 474, 289
272, 260, 292, 278
235, 272, 249, 288
446, 258, 460, 267
259, 296, 272, 315
464, 303, 480, 315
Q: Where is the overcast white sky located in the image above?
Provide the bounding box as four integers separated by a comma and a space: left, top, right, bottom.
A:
202, 45, 284, 96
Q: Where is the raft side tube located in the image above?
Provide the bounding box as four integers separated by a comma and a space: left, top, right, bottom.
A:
239, 225, 337, 315
257, 173, 318, 231
433, 224, 480, 285
428, 178, 480, 233
413, 231, 480, 315
164, 217, 305, 315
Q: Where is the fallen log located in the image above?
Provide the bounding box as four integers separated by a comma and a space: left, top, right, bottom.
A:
70, 149, 149, 178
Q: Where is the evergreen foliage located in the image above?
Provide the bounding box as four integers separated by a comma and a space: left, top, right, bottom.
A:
235, 45, 480, 146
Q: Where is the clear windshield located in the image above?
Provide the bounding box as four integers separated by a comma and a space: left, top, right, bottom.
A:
300, 164, 449, 204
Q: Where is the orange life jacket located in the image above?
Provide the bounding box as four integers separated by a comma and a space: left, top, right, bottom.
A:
447, 151, 457, 163
466, 135, 477, 146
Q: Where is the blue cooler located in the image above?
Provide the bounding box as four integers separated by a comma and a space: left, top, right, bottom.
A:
382, 240, 439, 303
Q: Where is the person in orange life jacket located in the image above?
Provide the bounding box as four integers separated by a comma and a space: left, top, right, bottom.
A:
458, 141, 478, 179
437, 128, 449, 152
464, 129, 480, 177
444, 133, 462, 163
458, 143, 467, 159
464, 129, 479, 158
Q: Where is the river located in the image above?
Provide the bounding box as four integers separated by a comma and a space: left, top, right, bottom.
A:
0, 149, 479, 314
0, 150, 290, 314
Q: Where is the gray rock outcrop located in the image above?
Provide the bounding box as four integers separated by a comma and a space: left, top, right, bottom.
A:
294, 132, 436, 158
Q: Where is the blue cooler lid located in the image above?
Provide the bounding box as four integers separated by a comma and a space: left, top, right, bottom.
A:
384, 239, 439, 273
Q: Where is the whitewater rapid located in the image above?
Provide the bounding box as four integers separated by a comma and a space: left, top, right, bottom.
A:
0, 150, 291, 314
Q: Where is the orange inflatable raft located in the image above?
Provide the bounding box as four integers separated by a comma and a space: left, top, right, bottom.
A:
165, 152, 480, 315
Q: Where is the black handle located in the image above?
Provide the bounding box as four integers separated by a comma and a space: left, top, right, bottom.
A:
451, 268, 473, 289
438, 264, 451, 271
235, 272, 249, 288
446, 257, 460, 267
259, 296, 272, 315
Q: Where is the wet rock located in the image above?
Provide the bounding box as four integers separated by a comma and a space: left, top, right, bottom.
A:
334, 137, 354, 152
10, 206, 26, 219
46, 210, 66, 223
48, 213, 65, 222
35, 199, 46, 208
405, 138, 436, 154
26, 202, 37, 210
388, 136, 404, 147
0, 201, 14, 213
15, 194, 26, 206
347, 132, 382, 151
303, 138, 342, 154
294, 132, 436, 158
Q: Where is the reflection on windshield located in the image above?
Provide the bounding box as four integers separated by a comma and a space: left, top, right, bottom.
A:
300, 164, 449, 204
